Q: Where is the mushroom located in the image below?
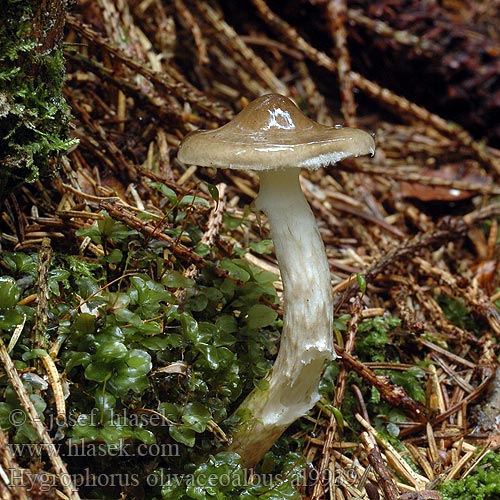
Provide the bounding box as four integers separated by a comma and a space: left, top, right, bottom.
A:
178, 94, 375, 466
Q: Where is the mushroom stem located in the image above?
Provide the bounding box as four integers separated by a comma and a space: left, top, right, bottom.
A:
229, 168, 335, 466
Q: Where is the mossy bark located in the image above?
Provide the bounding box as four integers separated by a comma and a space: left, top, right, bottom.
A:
0, 0, 76, 200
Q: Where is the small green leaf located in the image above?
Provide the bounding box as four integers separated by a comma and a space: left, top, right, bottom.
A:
63, 352, 91, 373
194, 243, 211, 256
72, 312, 97, 335
68, 418, 100, 442
95, 392, 116, 422
2, 253, 37, 274
114, 308, 141, 325
84, 362, 112, 382
100, 423, 134, 444
332, 407, 344, 431
48, 268, 71, 296
356, 273, 367, 294
223, 213, 246, 230
386, 422, 400, 437
180, 313, 199, 342
333, 314, 350, 331
75, 276, 101, 298
178, 195, 210, 207
0, 277, 20, 309
216, 315, 238, 334
132, 320, 162, 336
0, 309, 25, 332
249, 240, 273, 255
109, 373, 149, 395
0, 403, 16, 430
96, 341, 128, 362
221, 261, 250, 282
140, 336, 170, 350
21, 349, 48, 361
162, 270, 195, 288
97, 217, 137, 242
182, 402, 211, 433
134, 427, 156, 444
169, 425, 196, 447
149, 182, 178, 203
185, 484, 208, 500
107, 248, 123, 264
197, 343, 219, 370
158, 402, 179, 420
246, 304, 278, 330
75, 223, 101, 243
123, 350, 152, 375
205, 182, 219, 203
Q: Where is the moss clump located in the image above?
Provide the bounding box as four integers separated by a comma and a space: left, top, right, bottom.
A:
0, 0, 77, 198
0, 202, 296, 497
438, 452, 500, 500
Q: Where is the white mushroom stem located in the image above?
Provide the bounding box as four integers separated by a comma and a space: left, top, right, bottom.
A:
229, 167, 335, 466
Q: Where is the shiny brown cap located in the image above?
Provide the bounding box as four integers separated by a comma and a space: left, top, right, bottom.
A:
178, 94, 375, 170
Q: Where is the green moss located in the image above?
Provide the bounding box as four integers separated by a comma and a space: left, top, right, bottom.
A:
0, 0, 77, 198
0, 199, 291, 497
437, 294, 482, 333
356, 315, 402, 362
159, 451, 304, 499
438, 452, 500, 500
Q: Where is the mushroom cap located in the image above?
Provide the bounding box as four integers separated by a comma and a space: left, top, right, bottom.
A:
178, 94, 375, 170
